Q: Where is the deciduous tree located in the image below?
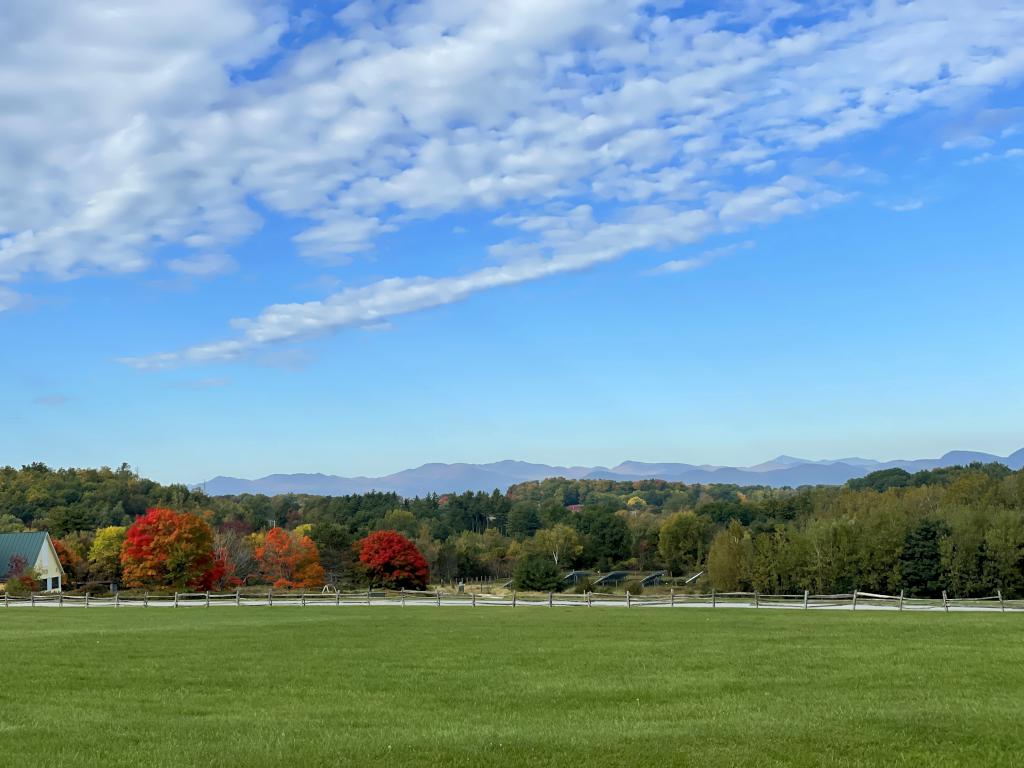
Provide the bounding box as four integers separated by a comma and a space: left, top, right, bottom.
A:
120, 509, 218, 590
88, 526, 126, 585
255, 527, 325, 589
529, 524, 581, 567
357, 530, 429, 589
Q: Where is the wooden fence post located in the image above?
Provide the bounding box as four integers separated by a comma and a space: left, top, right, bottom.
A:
113, 591, 118, 608
301, 592, 306, 607
998, 589, 1005, 613
236, 588, 241, 607
899, 589, 904, 612
367, 587, 372, 606
754, 591, 759, 609
436, 589, 441, 607
711, 589, 716, 608
4, 591, 7, 608
670, 588, 675, 607
472, 592, 477, 607
401, 588, 406, 607
205, 591, 210, 608
173, 592, 178, 608
268, 588, 273, 607
335, 589, 341, 607
31, 592, 35, 607
85, 592, 90, 608
803, 590, 809, 610
852, 590, 858, 611
143, 592, 148, 608
587, 590, 593, 607
512, 590, 517, 608
626, 590, 631, 608
942, 590, 949, 613
59, 592, 63, 608
548, 592, 553, 608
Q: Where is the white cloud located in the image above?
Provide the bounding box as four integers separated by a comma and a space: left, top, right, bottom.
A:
0, 286, 19, 312
886, 199, 925, 212
167, 252, 237, 277
3, 1, 1024, 363
942, 136, 995, 151
650, 240, 755, 275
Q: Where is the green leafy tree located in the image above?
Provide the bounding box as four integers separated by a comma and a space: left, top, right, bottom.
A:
309, 522, 352, 583
0, 513, 25, 533
88, 526, 126, 585
529, 524, 582, 567
513, 555, 562, 592
575, 510, 631, 569
658, 512, 713, 574
707, 520, 752, 591
507, 502, 541, 540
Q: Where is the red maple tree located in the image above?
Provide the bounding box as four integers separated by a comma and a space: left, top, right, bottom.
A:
120, 508, 219, 590
255, 527, 325, 589
357, 530, 429, 589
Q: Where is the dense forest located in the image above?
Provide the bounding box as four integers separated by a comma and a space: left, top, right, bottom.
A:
2, 461, 1023, 597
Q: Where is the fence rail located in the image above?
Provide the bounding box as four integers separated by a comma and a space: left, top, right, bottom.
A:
3, 588, 1022, 612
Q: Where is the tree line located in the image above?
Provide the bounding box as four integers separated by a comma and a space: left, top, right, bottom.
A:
2, 460, 1023, 597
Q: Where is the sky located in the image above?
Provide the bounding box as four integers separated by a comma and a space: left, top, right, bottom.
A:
2, 0, 1024, 484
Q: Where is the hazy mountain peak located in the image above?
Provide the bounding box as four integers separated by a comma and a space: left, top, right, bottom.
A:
197, 447, 1024, 498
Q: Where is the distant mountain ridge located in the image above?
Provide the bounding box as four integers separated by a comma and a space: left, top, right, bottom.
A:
198, 447, 1024, 497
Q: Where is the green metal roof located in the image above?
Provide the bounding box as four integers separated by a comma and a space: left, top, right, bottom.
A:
0, 531, 48, 578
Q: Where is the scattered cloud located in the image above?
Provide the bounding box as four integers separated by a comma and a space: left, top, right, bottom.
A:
958, 147, 1024, 166
4, 1, 1024, 364
942, 136, 994, 151
650, 241, 755, 275
166, 252, 237, 277
0, 286, 19, 312
885, 199, 925, 213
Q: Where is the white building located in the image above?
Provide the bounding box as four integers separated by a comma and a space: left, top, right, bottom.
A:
0, 531, 66, 592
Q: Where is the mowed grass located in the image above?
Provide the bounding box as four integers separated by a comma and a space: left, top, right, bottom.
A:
2, 608, 1023, 767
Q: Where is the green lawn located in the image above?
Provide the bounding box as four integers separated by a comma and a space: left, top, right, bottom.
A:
2, 608, 1022, 767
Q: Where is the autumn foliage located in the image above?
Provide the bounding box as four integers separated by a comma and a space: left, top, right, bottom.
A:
255, 527, 325, 589
357, 530, 429, 589
53, 539, 82, 578
120, 508, 220, 590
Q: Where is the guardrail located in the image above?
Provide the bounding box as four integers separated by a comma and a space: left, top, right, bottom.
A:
3, 588, 1022, 612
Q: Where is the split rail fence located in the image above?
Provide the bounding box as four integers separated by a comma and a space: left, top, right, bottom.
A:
3, 588, 1023, 612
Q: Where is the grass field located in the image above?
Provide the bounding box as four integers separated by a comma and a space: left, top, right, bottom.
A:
2, 608, 1023, 767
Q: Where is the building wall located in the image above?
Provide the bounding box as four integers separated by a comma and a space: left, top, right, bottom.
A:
33, 540, 62, 592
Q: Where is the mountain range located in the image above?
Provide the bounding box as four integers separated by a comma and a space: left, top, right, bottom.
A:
198, 447, 1024, 498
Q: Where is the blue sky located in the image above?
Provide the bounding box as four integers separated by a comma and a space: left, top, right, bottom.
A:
2, 1, 1024, 483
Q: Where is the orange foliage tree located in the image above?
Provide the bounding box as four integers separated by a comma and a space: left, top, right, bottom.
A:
53, 539, 86, 587
255, 527, 325, 588
120, 508, 220, 590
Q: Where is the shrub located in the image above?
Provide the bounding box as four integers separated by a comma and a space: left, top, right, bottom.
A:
571, 578, 593, 594
513, 555, 562, 592
3, 555, 38, 595
624, 579, 644, 595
